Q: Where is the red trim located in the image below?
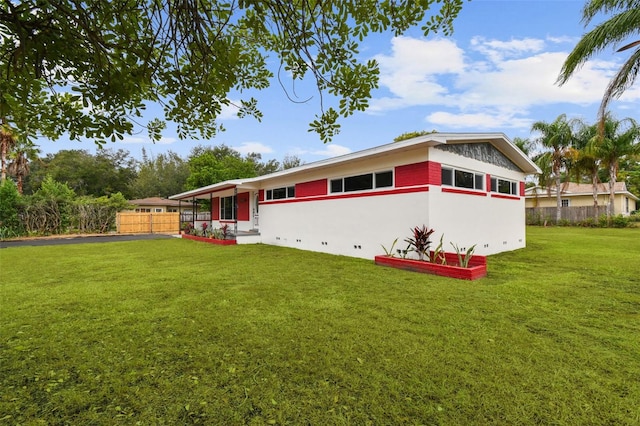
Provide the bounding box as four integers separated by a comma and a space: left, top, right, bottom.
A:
427, 161, 442, 186
237, 191, 250, 221
296, 179, 328, 198
258, 189, 264, 202
211, 197, 220, 220
395, 161, 441, 187
182, 234, 237, 245
261, 186, 429, 205
520, 181, 525, 197
374, 255, 487, 280
491, 194, 520, 200
486, 174, 492, 193
441, 187, 487, 197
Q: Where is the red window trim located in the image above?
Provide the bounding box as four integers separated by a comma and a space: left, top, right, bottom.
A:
441, 187, 487, 197
490, 194, 520, 200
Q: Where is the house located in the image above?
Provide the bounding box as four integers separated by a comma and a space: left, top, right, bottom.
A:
169, 133, 540, 260
127, 197, 189, 213
525, 182, 639, 215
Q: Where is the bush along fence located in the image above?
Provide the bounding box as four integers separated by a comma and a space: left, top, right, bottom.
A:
0, 178, 131, 239
526, 206, 634, 227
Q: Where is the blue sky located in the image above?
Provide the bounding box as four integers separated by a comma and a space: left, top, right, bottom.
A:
37, 0, 640, 163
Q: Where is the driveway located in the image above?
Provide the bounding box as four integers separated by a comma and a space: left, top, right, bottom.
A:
0, 233, 177, 249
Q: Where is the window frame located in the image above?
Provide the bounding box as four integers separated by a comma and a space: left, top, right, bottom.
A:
330, 170, 394, 193
490, 176, 519, 196
265, 186, 295, 200
220, 195, 236, 220
442, 166, 484, 191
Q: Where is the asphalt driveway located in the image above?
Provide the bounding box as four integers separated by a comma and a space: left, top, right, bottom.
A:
0, 233, 176, 249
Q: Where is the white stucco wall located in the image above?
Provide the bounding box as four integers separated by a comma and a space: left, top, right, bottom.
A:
259, 192, 430, 259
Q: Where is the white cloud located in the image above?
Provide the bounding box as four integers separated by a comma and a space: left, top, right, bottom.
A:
368, 35, 620, 124
470, 36, 545, 62
218, 100, 241, 120
120, 135, 177, 145
311, 144, 352, 157
291, 143, 352, 158
232, 141, 274, 155
426, 111, 533, 130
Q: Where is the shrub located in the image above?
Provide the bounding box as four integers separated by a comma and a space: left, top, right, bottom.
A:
611, 215, 629, 228
0, 179, 23, 238
404, 225, 434, 261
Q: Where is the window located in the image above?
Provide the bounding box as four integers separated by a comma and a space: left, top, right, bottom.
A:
490, 177, 518, 195
135, 208, 151, 213
442, 167, 483, 190
154, 208, 163, 213
220, 196, 235, 220
441, 168, 453, 186
331, 171, 393, 193
561, 199, 570, 207
375, 171, 393, 188
330, 179, 343, 193
344, 174, 373, 192
266, 186, 295, 200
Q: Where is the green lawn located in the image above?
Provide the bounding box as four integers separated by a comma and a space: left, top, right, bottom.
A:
1, 227, 639, 425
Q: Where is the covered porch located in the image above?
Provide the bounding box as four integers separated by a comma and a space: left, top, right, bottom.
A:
169, 179, 262, 244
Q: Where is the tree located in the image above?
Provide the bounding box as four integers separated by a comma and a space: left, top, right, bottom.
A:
590, 115, 640, 217
557, 0, 640, 127
0, 178, 23, 236
26, 149, 137, 197
531, 114, 578, 222
245, 152, 281, 176
572, 119, 602, 213
282, 155, 304, 170
7, 140, 40, 194
1, 1, 466, 145
0, 121, 16, 182
512, 137, 535, 157
129, 149, 190, 198
186, 145, 258, 190
393, 130, 437, 142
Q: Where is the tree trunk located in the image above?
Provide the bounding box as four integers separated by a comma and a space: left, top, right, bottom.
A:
608, 162, 618, 218
591, 171, 599, 220
555, 175, 562, 223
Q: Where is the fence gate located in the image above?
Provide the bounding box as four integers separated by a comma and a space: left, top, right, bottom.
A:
116, 212, 180, 234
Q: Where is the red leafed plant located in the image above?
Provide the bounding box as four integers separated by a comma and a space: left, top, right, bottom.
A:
404, 225, 435, 261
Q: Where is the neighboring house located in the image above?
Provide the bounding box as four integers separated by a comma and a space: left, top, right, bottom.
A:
525, 182, 639, 215
127, 197, 188, 213
170, 133, 540, 260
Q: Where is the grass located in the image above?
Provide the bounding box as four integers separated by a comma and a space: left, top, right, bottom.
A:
1, 227, 639, 425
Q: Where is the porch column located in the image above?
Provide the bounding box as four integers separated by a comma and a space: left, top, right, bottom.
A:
209, 192, 213, 231
233, 187, 238, 236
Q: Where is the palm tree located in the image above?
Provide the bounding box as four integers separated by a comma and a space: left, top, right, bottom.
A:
573, 120, 602, 214
0, 121, 17, 183
531, 114, 578, 223
557, 1, 640, 127
591, 115, 640, 218
7, 141, 41, 194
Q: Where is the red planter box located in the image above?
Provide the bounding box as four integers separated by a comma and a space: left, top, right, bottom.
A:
374, 252, 487, 280
182, 234, 237, 245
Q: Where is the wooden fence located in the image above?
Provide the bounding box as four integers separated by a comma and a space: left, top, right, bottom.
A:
526, 206, 608, 225
116, 212, 180, 234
